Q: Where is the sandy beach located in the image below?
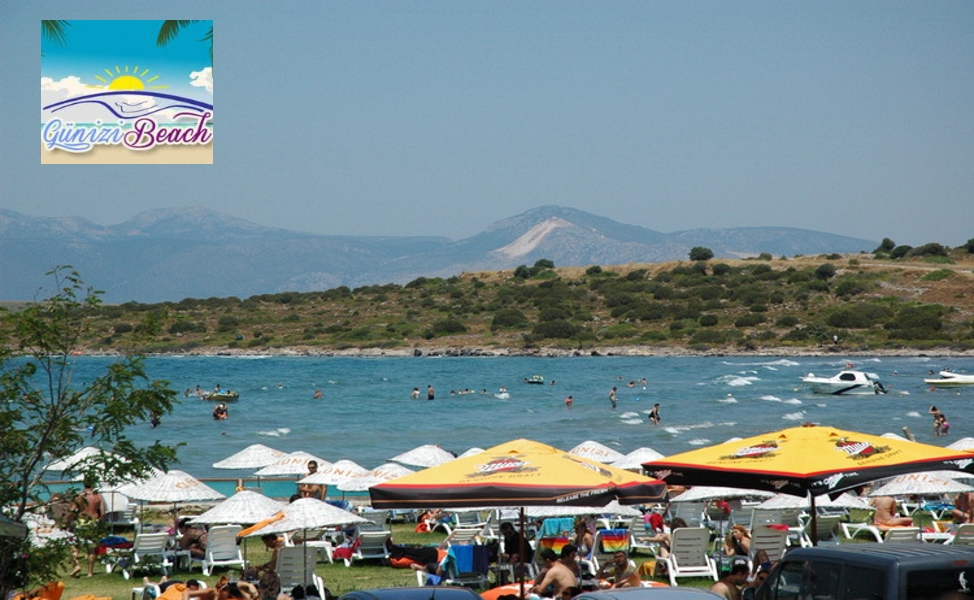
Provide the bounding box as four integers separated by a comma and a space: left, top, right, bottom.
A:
41, 140, 212, 164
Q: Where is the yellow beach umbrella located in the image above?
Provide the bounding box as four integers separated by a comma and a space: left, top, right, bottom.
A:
644, 424, 974, 544
370, 438, 667, 509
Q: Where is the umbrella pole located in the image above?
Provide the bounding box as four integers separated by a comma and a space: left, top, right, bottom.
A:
810, 495, 818, 546
518, 507, 526, 599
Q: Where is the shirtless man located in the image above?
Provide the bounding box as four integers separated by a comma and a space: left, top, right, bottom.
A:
711, 563, 749, 600
73, 478, 105, 577
532, 549, 577, 598
870, 495, 913, 528
595, 551, 640, 588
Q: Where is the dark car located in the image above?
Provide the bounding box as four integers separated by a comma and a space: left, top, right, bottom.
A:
574, 588, 724, 600
755, 543, 974, 600
339, 587, 483, 600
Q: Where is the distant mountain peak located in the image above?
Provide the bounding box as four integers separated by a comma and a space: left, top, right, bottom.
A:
492, 216, 576, 259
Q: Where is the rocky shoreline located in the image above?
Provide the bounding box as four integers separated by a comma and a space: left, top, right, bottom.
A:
77, 344, 974, 359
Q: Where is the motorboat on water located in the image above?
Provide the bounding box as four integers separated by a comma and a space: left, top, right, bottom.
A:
800, 370, 888, 395
524, 375, 545, 385
924, 371, 974, 386
202, 390, 240, 401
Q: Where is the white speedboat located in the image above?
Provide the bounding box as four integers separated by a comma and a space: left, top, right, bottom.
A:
924, 371, 974, 386
801, 370, 888, 395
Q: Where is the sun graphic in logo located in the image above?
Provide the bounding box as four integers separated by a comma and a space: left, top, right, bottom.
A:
91, 65, 168, 91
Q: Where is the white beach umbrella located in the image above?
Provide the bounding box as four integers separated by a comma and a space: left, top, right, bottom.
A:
756, 492, 872, 510
389, 444, 456, 468
881, 432, 910, 441
947, 437, 974, 451
299, 459, 368, 486
868, 472, 974, 497
213, 444, 287, 469
569, 440, 626, 464
44, 446, 120, 472
190, 490, 287, 525
243, 498, 368, 537
670, 486, 774, 503
458, 447, 486, 458
611, 447, 666, 471
368, 463, 415, 480
120, 470, 226, 503
254, 452, 330, 477
525, 500, 642, 518
337, 463, 416, 492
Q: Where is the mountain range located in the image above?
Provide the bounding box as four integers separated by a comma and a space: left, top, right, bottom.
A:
0, 206, 875, 303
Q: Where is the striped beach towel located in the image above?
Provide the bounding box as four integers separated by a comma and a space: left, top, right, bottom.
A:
598, 529, 631, 553
537, 536, 571, 555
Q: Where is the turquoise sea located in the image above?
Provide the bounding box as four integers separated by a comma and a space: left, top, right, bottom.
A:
57, 354, 973, 495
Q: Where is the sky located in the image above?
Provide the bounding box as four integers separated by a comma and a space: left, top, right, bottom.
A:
3, 1, 973, 246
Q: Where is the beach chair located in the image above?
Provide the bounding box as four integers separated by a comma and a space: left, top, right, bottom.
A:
798, 514, 843, 547
883, 527, 921, 543
443, 526, 486, 547
628, 517, 661, 556
276, 545, 325, 599
590, 528, 631, 571
114, 532, 174, 580
442, 544, 491, 589
358, 510, 390, 532
749, 525, 789, 568
658, 527, 718, 587
189, 524, 246, 576
748, 509, 783, 532
343, 530, 392, 567
669, 502, 706, 528
948, 523, 974, 546
841, 521, 884, 542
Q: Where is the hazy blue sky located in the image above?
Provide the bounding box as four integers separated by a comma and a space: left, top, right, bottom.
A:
4, 2, 973, 246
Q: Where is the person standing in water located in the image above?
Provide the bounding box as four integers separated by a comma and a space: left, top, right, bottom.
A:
427, 384, 435, 400
648, 403, 661, 425
608, 387, 618, 410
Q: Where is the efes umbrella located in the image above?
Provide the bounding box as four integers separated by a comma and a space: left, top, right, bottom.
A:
118, 470, 225, 504
389, 444, 456, 468
644, 424, 974, 544
611, 447, 666, 472
371, 438, 667, 509
213, 444, 287, 470
569, 440, 626, 464
868, 472, 974, 497
190, 490, 286, 525
254, 452, 330, 477
299, 459, 369, 486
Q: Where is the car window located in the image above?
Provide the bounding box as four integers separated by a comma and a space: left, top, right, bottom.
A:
803, 559, 842, 600
839, 565, 884, 600
763, 559, 805, 600
906, 567, 974, 600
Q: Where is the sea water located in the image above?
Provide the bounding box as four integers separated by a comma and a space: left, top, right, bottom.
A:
57, 354, 972, 485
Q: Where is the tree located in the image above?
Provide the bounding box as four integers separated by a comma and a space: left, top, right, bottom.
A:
0, 268, 179, 595
157, 20, 214, 63
814, 263, 837, 281
966, 238, 974, 254
689, 247, 714, 261
874, 238, 896, 253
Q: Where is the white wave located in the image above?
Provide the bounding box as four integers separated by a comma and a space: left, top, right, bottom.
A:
621, 418, 644, 425
760, 395, 784, 403
687, 438, 712, 446
663, 427, 681, 435
722, 359, 800, 367
781, 411, 806, 421
494, 393, 511, 400
906, 411, 922, 418
257, 430, 281, 437
717, 397, 738, 404
620, 411, 640, 419
725, 376, 760, 387
784, 399, 803, 405
898, 391, 910, 395
815, 403, 828, 408
277, 427, 290, 435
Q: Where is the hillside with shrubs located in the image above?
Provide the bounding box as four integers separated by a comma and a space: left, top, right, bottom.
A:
30, 240, 974, 354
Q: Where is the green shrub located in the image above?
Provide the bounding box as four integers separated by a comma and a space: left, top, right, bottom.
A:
690, 329, 727, 344
217, 316, 240, 332
431, 319, 467, 335
921, 269, 955, 282
532, 319, 578, 339
827, 304, 893, 328
585, 265, 603, 275
699, 314, 719, 327
775, 316, 799, 328
490, 308, 529, 330
734, 314, 766, 327
689, 246, 714, 261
